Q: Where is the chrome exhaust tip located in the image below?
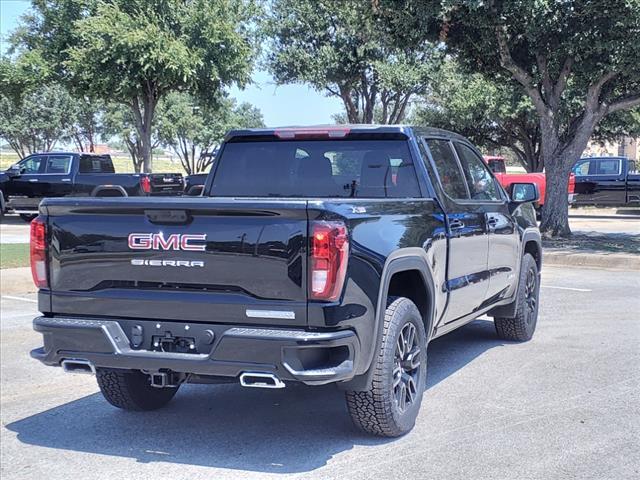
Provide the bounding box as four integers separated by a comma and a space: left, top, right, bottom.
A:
61, 359, 95, 375
239, 372, 285, 389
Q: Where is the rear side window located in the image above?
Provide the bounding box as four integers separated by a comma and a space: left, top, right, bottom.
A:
596, 159, 620, 175
45, 155, 73, 174
425, 139, 469, 199
487, 158, 506, 173
79, 155, 115, 173
454, 143, 500, 201
210, 140, 421, 198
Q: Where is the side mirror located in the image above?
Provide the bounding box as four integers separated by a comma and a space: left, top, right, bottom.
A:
509, 182, 539, 204
6, 165, 22, 178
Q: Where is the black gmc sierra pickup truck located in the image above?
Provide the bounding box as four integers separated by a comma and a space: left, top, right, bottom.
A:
0, 152, 183, 221
572, 156, 640, 206
30, 126, 542, 437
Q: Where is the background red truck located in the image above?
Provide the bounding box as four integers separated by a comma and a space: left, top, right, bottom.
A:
484, 156, 575, 211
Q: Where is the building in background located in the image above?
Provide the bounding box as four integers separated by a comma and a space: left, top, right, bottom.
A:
584, 136, 639, 160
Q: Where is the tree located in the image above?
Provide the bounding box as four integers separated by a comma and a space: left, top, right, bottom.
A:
67, 97, 105, 153
103, 103, 161, 173
0, 83, 75, 158
266, 0, 441, 124
378, 0, 640, 236
157, 92, 264, 175
15, 0, 259, 172
413, 60, 640, 173
410, 59, 543, 172
593, 107, 640, 144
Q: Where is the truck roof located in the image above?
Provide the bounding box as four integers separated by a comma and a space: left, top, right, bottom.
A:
29, 151, 110, 156
225, 125, 470, 142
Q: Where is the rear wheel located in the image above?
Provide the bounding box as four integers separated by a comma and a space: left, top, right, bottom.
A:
96, 368, 179, 411
494, 253, 540, 341
345, 297, 427, 437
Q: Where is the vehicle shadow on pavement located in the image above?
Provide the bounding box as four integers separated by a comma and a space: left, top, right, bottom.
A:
6, 319, 504, 474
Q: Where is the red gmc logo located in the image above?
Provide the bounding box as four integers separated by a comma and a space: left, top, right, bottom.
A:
128, 233, 207, 251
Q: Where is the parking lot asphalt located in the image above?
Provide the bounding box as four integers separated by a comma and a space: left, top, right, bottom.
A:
0, 216, 30, 244
1, 264, 638, 480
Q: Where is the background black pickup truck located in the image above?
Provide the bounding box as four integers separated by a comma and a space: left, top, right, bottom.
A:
572, 156, 640, 206
30, 126, 541, 437
0, 152, 183, 220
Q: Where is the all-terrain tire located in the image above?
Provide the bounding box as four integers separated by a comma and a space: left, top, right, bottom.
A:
494, 253, 540, 342
96, 368, 179, 411
345, 297, 427, 437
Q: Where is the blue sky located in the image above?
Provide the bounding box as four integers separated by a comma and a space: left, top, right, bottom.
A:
0, 0, 343, 126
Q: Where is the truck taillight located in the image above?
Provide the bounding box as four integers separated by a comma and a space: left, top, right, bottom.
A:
568, 173, 576, 194
140, 176, 151, 194
30, 217, 48, 289
310, 221, 349, 301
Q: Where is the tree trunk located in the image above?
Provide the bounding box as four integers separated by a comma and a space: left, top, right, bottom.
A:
538, 110, 599, 237
130, 92, 157, 173
539, 155, 572, 237
140, 123, 153, 173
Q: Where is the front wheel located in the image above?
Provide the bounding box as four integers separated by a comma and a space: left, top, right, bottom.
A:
96, 368, 179, 411
494, 253, 540, 341
345, 297, 427, 437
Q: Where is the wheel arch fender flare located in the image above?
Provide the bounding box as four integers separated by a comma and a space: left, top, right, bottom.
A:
521, 228, 542, 269
345, 248, 437, 392
91, 185, 128, 197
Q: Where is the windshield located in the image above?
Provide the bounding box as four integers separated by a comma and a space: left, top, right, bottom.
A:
210, 139, 421, 198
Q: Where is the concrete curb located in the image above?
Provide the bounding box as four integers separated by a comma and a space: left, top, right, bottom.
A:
0, 267, 36, 295
543, 250, 640, 271
569, 214, 640, 220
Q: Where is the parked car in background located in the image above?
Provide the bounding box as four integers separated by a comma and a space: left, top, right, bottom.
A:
30, 125, 542, 437
0, 152, 184, 221
483, 156, 575, 212
571, 156, 640, 206
184, 173, 208, 196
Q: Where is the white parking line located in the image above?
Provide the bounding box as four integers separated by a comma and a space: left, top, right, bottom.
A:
1, 295, 38, 303
541, 285, 592, 292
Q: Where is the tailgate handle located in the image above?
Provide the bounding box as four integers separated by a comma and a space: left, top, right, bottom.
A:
145, 210, 191, 224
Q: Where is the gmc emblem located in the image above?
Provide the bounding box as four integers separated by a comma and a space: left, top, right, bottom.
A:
128, 233, 207, 251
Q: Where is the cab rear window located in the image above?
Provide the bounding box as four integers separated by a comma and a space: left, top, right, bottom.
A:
79, 155, 115, 174
210, 140, 421, 198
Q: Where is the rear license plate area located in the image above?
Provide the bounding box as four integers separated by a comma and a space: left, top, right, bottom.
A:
151, 332, 198, 354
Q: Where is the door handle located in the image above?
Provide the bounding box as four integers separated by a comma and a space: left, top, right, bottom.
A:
29, 179, 39, 182
449, 219, 465, 230
61, 178, 71, 182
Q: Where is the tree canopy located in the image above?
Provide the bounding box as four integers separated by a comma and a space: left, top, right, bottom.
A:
157, 92, 265, 175
0, 52, 105, 158
13, 0, 260, 172
267, 0, 441, 124
410, 59, 543, 172
378, 0, 640, 236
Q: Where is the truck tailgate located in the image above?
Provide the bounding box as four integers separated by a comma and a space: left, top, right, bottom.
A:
44, 198, 308, 326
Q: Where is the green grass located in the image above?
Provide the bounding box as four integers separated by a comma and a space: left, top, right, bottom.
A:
0, 243, 30, 269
